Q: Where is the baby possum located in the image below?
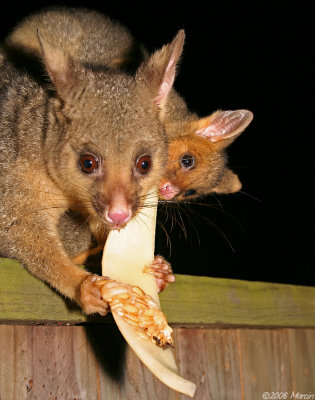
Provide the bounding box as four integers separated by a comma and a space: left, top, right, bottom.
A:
159, 108, 253, 201
0, 17, 185, 314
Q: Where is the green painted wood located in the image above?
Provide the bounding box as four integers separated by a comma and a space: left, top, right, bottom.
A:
1, 257, 315, 327
0, 258, 87, 323
160, 273, 315, 327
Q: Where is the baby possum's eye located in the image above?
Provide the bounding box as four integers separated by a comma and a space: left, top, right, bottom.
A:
181, 154, 195, 169
79, 154, 99, 174
184, 189, 197, 197
136, 154, 152, 175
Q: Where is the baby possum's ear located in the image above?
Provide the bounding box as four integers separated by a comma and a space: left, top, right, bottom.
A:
194, 109, 253, 195
213, 168, 242, 194
194, 109, 253, 148
136, 30, 185, 113
37, 30, 78, 99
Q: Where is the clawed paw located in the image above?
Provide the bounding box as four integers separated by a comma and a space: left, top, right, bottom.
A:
143, 256, 175, 293
79, 275, 110, 316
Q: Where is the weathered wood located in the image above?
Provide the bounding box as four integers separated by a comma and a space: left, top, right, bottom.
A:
0, 325, 100, 399
1, 258, 315, 327
0, 258, 86, 323
289, 329, 315, 393
238, 329, 294, 398
175, 328, 242, 399
0, 325, 314, 400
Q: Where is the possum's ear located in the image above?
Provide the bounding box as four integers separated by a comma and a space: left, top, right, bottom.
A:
194, 110, 253, 149
37, 30, 76, 96
137, 30, 185, 111
213, 168, 242, 194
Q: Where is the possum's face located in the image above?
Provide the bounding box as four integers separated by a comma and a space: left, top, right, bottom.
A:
159, 109, 253, 202
48, 70, 168, 230
41, 28, 185, 230
158, 135, 225, 201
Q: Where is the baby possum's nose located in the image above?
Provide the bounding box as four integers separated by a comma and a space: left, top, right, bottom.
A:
159, 181, 180, 200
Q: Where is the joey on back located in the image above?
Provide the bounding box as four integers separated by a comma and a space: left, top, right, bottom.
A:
159, 110, 253, 201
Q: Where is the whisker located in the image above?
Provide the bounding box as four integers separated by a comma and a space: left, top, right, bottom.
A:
135, 212, 151, 233
175, 204, 187, 239
176, 204, 201, 246
211, 193, 223, 209
156, 219, 172, 256
184, 205, 235, 253
186, 199, 245, 231
238, 190, 263, 203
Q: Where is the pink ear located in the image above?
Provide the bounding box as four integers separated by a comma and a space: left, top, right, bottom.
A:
136, 30, 185, 109
154, 30, 185, 106
196, 110, 253, 143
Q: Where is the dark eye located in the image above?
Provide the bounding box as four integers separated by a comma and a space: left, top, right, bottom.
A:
136, 155, 152, 174
184, 189, 197, 197
181, 154, 195, 169
79, 154, 99, 174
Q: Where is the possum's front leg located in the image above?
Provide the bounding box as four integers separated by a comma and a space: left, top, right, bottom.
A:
3, 212, 109, 315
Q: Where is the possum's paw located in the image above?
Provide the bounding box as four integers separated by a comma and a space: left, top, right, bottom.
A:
79, 275, 110, 316
143, 256, 175, 293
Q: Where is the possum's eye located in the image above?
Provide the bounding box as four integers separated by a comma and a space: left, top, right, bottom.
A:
79, 154, 99, 174
181, 154, 195, 169
136, 155, 152, 174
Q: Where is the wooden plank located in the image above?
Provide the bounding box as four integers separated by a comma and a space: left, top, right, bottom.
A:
0, 325, 100, 400
0, 325, 314, 399
174, 328, 241, 399
0, 325, 190, 400
0, 258, 86, 323
289, 329, 315, 393
238, 328, 294, 398
1, 257, 315, 327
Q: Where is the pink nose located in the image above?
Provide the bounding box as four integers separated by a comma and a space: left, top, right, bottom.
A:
106, 210, 130, 227
159, 182, 180, 200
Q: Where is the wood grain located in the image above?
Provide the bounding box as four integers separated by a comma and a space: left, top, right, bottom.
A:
1, 258, 315, 327
238, 328, 294, 398
289, 329, 315, 393
0, 325, 100, 399
1, 325, 314, 400
174, 328, 242, 399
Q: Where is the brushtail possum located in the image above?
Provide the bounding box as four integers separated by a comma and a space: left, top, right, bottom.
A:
0, 13, 185, 314
5, 7, 253, 204
159, 109, 253, 201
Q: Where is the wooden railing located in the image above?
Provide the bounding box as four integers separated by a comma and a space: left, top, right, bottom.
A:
1, 258, 314, 399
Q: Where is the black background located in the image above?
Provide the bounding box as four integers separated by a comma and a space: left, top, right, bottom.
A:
1, 1, 313, 286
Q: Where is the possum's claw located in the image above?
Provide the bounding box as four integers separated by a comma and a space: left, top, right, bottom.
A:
143, 256, 175, 293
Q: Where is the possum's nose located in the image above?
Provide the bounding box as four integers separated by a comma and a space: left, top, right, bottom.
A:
106, 209, 131, 228
105, 190, 131, 228
159, 182, 180, 200
104, 188, 132, 228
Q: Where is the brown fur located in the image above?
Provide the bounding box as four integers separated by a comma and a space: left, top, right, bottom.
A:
159, 110, 253, 201
4, 7, 251, 205
0, 13, 184, 314
162, 135, 225, 199
2, 7, 253, 289
5, 7, 146, 73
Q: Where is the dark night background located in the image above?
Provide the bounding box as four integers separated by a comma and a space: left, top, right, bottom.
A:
0, 1, 313, 286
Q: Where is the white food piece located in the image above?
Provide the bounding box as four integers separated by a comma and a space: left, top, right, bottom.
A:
102, 189, 196, 397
